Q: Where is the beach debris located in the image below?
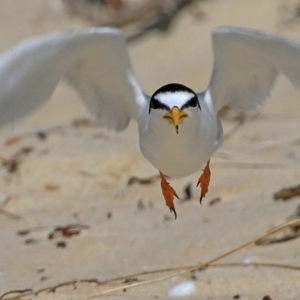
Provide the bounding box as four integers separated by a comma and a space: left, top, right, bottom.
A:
127, 174, 160, 185
24, 238, 38, 245
17, 229, 29, 238
273, 184, 300, 201
137, 199, 145, 210
3, 124, 66, 147
1, 146, 34, 173
107, 211, 112, 219
208, 197, 221, 206
44, 183, 60, 192
136, 199, 154, 211
56, 241, 67, 248
233, 295, 240, 299
255, 205, 300, 245
4, 136, 21, 146
17, 224, 89, 248
40, 276, 48, 282
36, 131, 48, 140
181, 183, 193, 201
123, 277, 138, 284
242, 255, 260, 264
168, 280, 196, 297
17, 226, 48, 245
37, 268, 45, 273
48, 224, 90, 240
255, 229, 300, 245
71, 117, 96, 128
262, 296, 273, 300
0, 289, 33, 300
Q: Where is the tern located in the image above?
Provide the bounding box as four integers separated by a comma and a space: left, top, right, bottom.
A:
0, 26, 300, 218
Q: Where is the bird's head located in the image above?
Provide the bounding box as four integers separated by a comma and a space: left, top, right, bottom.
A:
149, 83, 201, 134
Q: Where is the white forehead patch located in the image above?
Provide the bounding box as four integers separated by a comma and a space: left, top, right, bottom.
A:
154, 91, 195, 108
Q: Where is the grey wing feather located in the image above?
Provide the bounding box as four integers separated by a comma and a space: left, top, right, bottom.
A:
0, 27, 146, 130
208, 26, 300, 112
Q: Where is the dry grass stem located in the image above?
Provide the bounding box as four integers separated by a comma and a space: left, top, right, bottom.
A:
87, 218, 300, 298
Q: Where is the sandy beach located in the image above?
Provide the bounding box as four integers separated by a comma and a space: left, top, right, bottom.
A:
0, 0, 299, 299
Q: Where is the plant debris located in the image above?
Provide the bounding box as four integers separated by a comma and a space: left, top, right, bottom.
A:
17, 226, 46, 236
24, 238, 38, 245
40, 276, 48, 282
1, 146, 34, 173
256, 230, 300, 245
273, 184, 300, 201
262, 296, 273, 300
123, 277, 138, 284
137, 199, 145, 210
56, 241, 67, 248
36, 131, 48, 140
17, 224, 89, 248
127, 174, 160, 185
0, 289, 33, 300
44, 184, 60, 192
3, 136, 21, 146
208, 197, 221, 206
48, 224, 90, 240
71, 117, 96, 128
256, 207, 300, 246
0, 261, 299, 299
181, 183, 193, 201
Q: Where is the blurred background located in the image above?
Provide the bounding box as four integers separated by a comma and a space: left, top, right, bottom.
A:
0, 1, 299, 299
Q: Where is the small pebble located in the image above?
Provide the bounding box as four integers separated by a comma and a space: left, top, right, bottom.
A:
168, 280, 196, 297
242, 255, 260, 264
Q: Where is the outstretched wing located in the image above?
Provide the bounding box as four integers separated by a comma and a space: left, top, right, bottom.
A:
207, 26, 300, 112
0, 27, 146, 130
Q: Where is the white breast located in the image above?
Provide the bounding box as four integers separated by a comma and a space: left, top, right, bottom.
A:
138, 103, 222, 178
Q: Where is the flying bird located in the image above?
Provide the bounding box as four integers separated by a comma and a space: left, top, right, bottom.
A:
0, 26, 300, 218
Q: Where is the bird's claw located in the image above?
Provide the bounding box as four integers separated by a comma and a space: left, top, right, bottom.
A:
160, 172, 179, 219
170, 207, 177, 220
197, 160, 211, 204
199, 194, 205, 204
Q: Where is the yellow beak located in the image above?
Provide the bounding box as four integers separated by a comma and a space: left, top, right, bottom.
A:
163, 106, 188, 134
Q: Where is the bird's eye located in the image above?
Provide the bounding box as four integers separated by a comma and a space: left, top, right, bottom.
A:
181, 96, 201, 110
149, 98, 169, 113
189, 96, 199, 108
150, 98, 160, 110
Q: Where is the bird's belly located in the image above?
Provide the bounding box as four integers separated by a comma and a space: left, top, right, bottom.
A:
150, 143, 209, 177
139, 122, 219, 178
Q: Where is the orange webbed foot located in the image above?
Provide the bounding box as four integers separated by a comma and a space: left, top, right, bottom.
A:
196, 160, 211, 204
159, 172, 179, 219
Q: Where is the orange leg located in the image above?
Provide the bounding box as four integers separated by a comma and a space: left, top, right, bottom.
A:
196, 160, 211, 204
159, 172, 179, 219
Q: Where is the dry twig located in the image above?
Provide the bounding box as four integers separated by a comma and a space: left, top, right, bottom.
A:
86, 218, 300, 298
273, 184, 300, 201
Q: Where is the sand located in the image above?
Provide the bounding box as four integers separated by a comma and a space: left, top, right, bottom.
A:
0, 0, 299, 299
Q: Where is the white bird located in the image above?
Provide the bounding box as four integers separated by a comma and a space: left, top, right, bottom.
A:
0, 26, 300, 218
